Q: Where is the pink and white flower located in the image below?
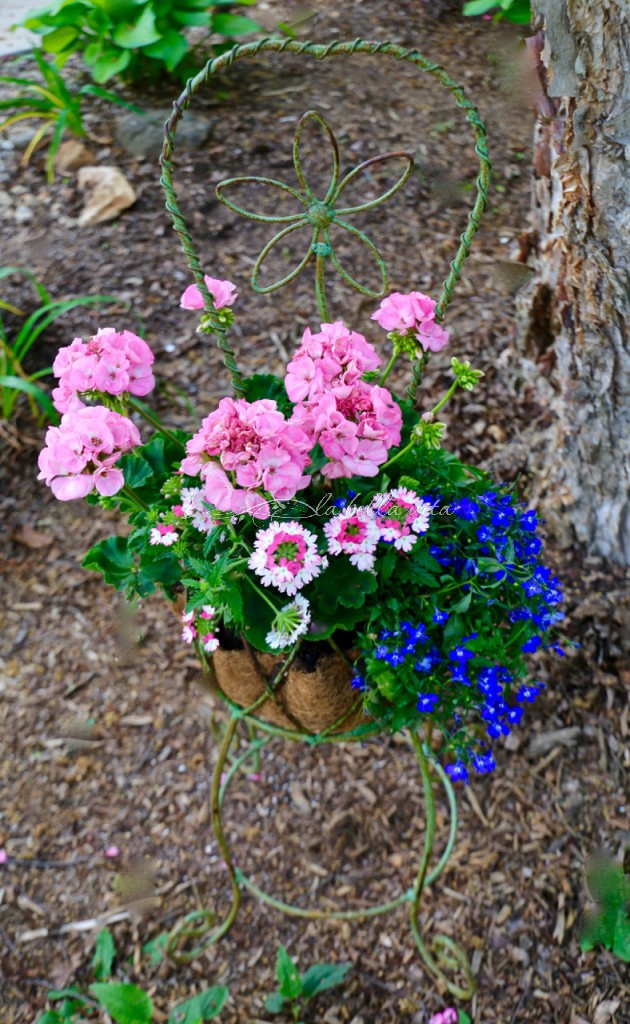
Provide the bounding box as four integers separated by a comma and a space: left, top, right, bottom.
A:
200, 632, 220, 653
38, 405, 140, 501
266, 595, 311, 650
149, 523, 179, 546
324, 507, 379, 570
181, 608, 197, 644
52, 327, 155, 413
180, 275, 238, 311
180, 486, 219, 533
374, 487, 432, 551
249, 522, 327, 596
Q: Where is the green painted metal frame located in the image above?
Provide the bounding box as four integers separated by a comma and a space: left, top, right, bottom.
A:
159, 37, 491, 1000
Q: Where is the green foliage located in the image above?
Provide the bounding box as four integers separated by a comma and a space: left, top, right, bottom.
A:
168, 986, 229, 1024
35, 926, 230, 1022
0, 48, 139, 180
21, 0, 261, 84
92, 928, 116, 981
264, 946, 352, 1022
88, 983, 153, 1024
463, 0, 531, 25
0, 265, 118, 422
580, 851, 630, 962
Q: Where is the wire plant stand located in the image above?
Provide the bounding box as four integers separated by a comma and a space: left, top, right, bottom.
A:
159, 37, 491, 1002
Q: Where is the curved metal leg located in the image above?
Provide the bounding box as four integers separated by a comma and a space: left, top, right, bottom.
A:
409, 732, 476, 1000
165, 713, 243, 964
166, 722, 475, 1002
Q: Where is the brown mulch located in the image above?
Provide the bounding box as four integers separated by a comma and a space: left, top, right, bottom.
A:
1, 2, 629, 1022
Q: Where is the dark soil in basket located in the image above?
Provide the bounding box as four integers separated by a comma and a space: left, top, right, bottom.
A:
1, 2, 629, 1023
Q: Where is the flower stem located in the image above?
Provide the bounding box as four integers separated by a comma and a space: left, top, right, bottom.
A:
243, 573, 280, 615
128, 397, 185, 449
381, 438, 415, 471
431, 380, 458, 417
120, 483, 149, 511
379, 350, 398, 387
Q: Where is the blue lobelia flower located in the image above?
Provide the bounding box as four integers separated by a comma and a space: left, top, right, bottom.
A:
445, 762, 469, 783
417, 692, 439, 713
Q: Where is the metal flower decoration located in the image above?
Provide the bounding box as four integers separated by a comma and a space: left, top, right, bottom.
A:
215, 110, 414, 319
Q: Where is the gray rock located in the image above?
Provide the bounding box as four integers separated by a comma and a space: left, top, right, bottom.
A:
115, 108, 212, 160
14, 204, 33, 224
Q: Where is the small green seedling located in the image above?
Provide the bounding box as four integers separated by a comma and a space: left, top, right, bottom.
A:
264, 945, 352, 1023
35, 927, 229, 1023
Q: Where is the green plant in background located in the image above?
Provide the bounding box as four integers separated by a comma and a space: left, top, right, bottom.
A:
264, 946, 352, 1023
462, 0, 531, 24
0, 266, 118, 423
580, 850, 630, 962
0, 48, 139, 180
35, 928, 230, 1023
20, 0, 261, 84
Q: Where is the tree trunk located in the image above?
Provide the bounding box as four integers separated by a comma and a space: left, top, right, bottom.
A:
516, 0, 630, 564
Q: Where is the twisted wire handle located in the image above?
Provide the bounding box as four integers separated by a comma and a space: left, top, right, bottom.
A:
160, 38, 491, 398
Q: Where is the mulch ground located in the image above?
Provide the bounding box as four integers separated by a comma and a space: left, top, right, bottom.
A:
1, 2, 629, 1022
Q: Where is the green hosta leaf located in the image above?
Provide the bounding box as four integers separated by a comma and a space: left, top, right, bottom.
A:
275, 945, 302, 1002
171, 9, 212, 26
463, 0, 498, 13
211, 12, 259, 35
89, 983, 153, 1024
300, 962, 352, 1001
168, 985, 229, 1023
112, 6, 161, 47
41, 25, 79, 52
143, 30, 189, 70
93, 48, 131, 83
263, 992, 286, 1014
92, 928, 116, 981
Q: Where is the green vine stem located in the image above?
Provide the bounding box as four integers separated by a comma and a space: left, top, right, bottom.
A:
160, 38, 491, 399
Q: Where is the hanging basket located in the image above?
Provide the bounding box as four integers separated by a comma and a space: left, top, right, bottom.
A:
212, 646, 364, 734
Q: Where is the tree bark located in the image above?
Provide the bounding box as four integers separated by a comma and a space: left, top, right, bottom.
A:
516, 0, 630, 564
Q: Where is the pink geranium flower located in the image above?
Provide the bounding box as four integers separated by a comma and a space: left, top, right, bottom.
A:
180, 275, 238, 311
52, 327, 155, 413
249, 521, 327, 596
371, 290, 449, 355
181, 397, 312, 519
38, 406, 140, 501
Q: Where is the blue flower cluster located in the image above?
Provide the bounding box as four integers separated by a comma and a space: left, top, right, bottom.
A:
358, 485, 567, 784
